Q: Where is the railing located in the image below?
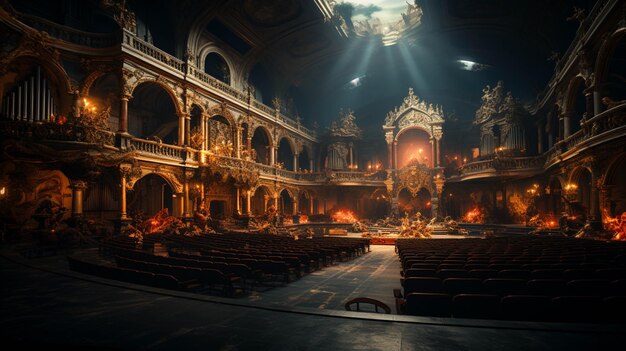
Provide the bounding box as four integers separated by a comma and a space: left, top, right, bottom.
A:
122, 32, 316, 139
128, 138, 185, 160
122, 31, 185, 73
18, 13, 120, 48
545, 103, 626, 165
0, 119, 115, 145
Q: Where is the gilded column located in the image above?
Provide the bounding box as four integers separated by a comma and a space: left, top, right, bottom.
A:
309, 159, 314, 172
183, 179, 191, 218
393, 141, 398, 170
236, 126, 242, 159
119, 165, 131, 220
70, 180, 87, 217
119, 94, 130, 133
270, 145, 275, 166
185, 114, 191, 147
246, 190, 252, 215
429, 138, 435, 168
247, 137, 252, 161
235, 188, 241, 215
385, 131, 393, 170
201, 113, 207, 150
310, 196, 314, 214
178, 113, 186, 146
293, 154, 298, 172
293, 199, 298, 215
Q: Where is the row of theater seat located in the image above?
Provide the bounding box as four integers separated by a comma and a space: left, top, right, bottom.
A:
67, 255, 184, 290
402, 267, 626, 280
398, 293, 625, 323
399, 276, 626, 297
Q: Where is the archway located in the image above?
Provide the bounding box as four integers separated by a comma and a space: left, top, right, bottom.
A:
603, 153, 626, 217
547, 178, 563, 216
566, 77, 586, 135
277, 137, 294, 170
251, 127, 272, 164
363, 189, 389, 219
597, 30, 626, 106
127, 174, 173, 217
571, 167, 592, 220
128, 82, 178, 144
298, 191, 312, 215
87, 73, 120, 130
252, 186, 272, 215
279, 189, 294, 215
398, 187, 432, 217
298, 147, 311, 172
396, 128, 433, 169
204, 53, 230, 85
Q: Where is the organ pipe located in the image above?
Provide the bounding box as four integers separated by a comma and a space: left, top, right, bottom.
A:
2, 66, 55, 122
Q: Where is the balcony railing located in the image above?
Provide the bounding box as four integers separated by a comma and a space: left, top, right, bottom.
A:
122, 32, 186, 73
17, 13, 120, 48
128, 137, 185, 160
0, 119, 115, 145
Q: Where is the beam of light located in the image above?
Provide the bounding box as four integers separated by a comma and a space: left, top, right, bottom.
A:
457, 59, 489, 72
397, 39, 426, 91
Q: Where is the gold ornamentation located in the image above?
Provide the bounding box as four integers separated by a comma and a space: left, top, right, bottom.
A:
397, 165, 434, 197
329, 109, 362, 138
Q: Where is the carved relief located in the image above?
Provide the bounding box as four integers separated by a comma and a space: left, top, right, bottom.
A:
396, 165, 434, 197
329, 109, 362, 138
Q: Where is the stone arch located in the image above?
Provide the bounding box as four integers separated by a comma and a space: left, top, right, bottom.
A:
208, 103, 237, 127
129, 78, 183, 116
128, 170, 183, 194
395, 124, 432, 142
563, 75, 587, 134
128, 81, 180, 144
250, 124, 274, 147
277, 136, 296, 170
251, 184, 273, 215
278, 188, 295, 215
569, 166, 593, 218
127, 173, 176, 217
198, 45, 235, 85
595, 27, 626, 95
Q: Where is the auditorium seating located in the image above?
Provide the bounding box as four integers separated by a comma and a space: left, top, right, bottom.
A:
395, 237, 626, 322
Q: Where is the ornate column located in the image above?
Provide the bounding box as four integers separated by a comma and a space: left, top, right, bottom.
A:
235, 188, 241, 215
119, 164, 131, 220
183, 171, 193, 219
310, 196, 315, 214
293, 199, 298, 215
246, 190, 252, 215
269, 145, 275, 166
385, 131, 394, 170
349, 143, 353, 167
434, 129, 442, 168
563, 112, 571, 139
393, 141, 398, 170
273, 192, 279, 210
178, 113, 186, 146
235, 125, 242, 159
310, 159, 314, 172
118, 94, 130, 133
584, 90, 594, 119
246, 136, 252, 161
184, 114, 191, 147
70, 180, 87, 217
263, 195, 269, 213
593, 90, 603, 116
201, 113, 207, 150
293, 154, 298, 172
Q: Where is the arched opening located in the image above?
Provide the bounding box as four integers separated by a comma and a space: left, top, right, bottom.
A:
571, 168, 592, 220
398, 187, 432, 217
251, 127, 272, 164
603, 153, 626, 217
131, 0, 176, 55
1, 61, 62, 122
189, 105, 203, 149
298, 147, 311, 172
599, 32, 626, 104
298, 191, 312, 215
207, 115, 233, 156
252, 186, 272, 216
546, 178, 563, 216
127, 174, 173, 217
363, 189, 389, 219
87, 73, 120, 130
568, 77, 586, 135
279, 189, 294, 215
204, 53, 230, 85
209, 200, 226, 219
128, 82, 178, 144
396, 128, 433, 169
277, 137, 294, 170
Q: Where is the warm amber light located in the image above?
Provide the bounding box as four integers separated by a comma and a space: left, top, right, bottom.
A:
0, 187, 5, 196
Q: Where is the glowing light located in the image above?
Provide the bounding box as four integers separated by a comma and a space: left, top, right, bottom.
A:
463, 207, 484, 224
603, 210, 626, 240
457, 59, 489, 72
0, 186, 5, 196
332, 210, 358, 223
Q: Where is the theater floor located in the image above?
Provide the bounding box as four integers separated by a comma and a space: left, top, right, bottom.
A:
1, 244, 624, 350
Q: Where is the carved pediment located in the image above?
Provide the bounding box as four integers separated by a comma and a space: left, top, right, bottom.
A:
384, 88, 444, 137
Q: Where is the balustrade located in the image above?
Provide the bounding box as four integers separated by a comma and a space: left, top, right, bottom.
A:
19, 13, 120, 48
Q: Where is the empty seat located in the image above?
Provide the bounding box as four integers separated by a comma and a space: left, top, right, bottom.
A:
602, 296, 626, 323
531, 269, 564, 279
527, 279, 568, 297
566, 279, 611, 296
497, 269, 532, 279
468, 269, 498, 280
405, 293, 452, 317
443, 278, 483, 295
500, 295, 551, 321
611, 279, 626, 295
404, 277, 443, 294
563, 269, 595, 279
452, 294, 501, 320
551, 296, 603, 322
437, 269, 469, 279
483, 278, 527, 296
405, 268, 437, 278
595, 269, 626, 280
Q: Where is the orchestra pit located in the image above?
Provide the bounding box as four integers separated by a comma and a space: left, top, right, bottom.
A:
1, 0, 626, 350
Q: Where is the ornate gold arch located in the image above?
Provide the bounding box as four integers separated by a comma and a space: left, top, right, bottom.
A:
127, 76, 184, 116
384, 87, 444, 141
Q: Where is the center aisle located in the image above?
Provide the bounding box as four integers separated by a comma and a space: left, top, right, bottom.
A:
246, 245, 400, 311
